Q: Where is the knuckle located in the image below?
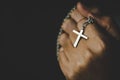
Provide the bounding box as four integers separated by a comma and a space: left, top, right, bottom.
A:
84, 50, 93, 62
76, 58, 85, 68
97, 38, 107, 53
70, 10, 76, 16
76, 55, 91, 69
59, 33, 68, 45
58, 52, 65, 61
60, 33, 68, 40
62, 19, 76, 33
61, 21, 69, 30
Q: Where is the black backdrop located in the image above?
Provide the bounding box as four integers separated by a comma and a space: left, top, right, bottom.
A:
1, 1, 79, 80
1, 0, 120, 80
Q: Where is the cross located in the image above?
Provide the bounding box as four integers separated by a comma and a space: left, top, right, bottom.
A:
73, 29, 88, 48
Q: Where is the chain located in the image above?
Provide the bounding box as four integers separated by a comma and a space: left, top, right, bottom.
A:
56, 7, 94, 60
56, 6, 76, 60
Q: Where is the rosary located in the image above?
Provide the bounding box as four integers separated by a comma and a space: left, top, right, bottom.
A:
56, 6, 94, 58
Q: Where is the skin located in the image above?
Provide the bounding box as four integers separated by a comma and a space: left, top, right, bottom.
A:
58, 2, 120, 80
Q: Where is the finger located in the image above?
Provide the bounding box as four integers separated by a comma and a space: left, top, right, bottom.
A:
58, 47, 69, 62
58, 33, 76, 59
69, 8, 94, 31
61, 19, 79, 44
77, 19, 102, 42
58, 33, 73, 48
77, 18, 88, 31
95, 16, 120, 40
61, 19, 77, 34
58, 51, 69, 76
106, 19, 120, 40
70, 9, 85, 23
69, 9, 99, 40
76, 2, 102, 27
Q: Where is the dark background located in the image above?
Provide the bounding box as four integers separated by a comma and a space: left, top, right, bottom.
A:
1, 0, 120, 80
1, 1, 78, 80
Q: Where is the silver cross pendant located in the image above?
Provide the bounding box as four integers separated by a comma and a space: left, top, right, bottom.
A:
73, 29, 88, 48
72, 16, 94, 48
